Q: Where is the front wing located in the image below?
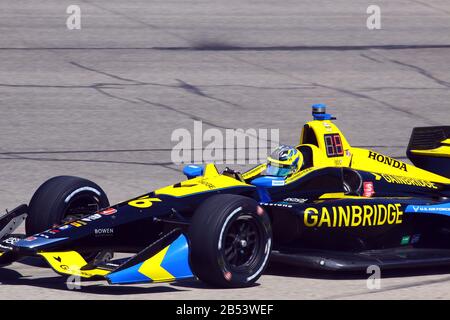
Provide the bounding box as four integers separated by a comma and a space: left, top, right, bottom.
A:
0, 224, 194, 285
40, 228, 194, 284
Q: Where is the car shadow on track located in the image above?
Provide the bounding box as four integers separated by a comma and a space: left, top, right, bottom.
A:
0, 267, 187, 295
170, 279, 260, 290
4, 259, 449, 294
15, 257, 258, 291
264, 261, 450, 280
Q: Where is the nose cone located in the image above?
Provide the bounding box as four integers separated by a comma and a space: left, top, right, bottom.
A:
14, 236, 67, 251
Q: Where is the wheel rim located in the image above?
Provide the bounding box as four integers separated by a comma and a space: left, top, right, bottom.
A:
223, 214, 264, 272
61, 194, 101, 223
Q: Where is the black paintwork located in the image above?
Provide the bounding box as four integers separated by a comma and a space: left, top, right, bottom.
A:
1, 165, 450, 271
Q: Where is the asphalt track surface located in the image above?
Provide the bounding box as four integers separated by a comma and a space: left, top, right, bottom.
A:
0, 0, 450, 299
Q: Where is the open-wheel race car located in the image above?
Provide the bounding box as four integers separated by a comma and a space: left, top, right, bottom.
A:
0, 104, 449, 288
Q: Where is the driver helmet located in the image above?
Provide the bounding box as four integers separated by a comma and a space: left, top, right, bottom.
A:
266, 145, 303, 177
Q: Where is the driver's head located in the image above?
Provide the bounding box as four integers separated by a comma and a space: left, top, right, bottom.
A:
266, 145, 303, 177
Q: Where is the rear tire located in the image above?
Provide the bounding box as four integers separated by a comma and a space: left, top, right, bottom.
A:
189, 194, 272, 288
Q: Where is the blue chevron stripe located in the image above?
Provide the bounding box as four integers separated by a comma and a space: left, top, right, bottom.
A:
160, 234, 193, 279
106, 262, 150, 284
106, 234, 193, 285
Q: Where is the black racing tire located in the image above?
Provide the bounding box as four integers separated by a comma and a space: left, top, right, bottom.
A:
189, 194, 272, 288
25, 176, 109, 235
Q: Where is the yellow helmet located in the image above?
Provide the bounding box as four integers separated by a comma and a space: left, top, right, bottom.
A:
266, 145, 303, 177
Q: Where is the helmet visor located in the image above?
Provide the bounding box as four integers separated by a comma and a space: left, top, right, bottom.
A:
266, 163, 291, 177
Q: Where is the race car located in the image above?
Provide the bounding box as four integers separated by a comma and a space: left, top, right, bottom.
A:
0, 104, 449, 288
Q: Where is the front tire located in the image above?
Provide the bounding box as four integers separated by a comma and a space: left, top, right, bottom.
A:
25, 175, 109, 235
189, 194, 272, 288
25, 176, 111, 263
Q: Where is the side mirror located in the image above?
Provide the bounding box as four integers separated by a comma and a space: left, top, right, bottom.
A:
183, 165, 204, 179
250, 176, 285, 203
251, 176, 285, 187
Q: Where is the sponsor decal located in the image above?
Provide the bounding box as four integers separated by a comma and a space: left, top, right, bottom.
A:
25, 236, 37, 241
87, 213, 102, 220
304, 203, 404, 228
411, 234, 421, 244
380, 173, 437, 189
76, 214, 103, 223
199, 179, 216, 189
70, 220, 87, 227
99, 208, 117, 216
323, 122, 333, 132
405, 204, 450, 216
57, 263, 89, 277
272, 180, 285, 186
37, 233, 50, 239
260, 202, 293, 208
0, 244, 13, 250
368, 151, 407, 172
400, 235, 410, 245
48, 229, 60, 234
94, 228, 114, 236
3, 237, 21, 245
363, 181, 375, 197
283, 198, 308, 204
59, 224, 72, 231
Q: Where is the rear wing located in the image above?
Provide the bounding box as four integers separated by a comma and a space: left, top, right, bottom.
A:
407, 126, 450, 178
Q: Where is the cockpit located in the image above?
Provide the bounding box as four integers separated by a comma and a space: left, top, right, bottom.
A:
265, 145, 303, 177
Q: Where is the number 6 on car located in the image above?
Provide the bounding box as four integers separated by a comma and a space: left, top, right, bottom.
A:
128, 196, 162, 209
